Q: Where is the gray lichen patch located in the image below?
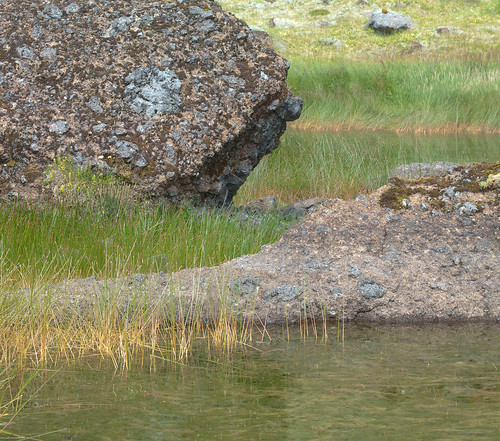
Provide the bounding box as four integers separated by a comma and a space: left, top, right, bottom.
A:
358, 278, 386, 299
124, 66, 183, 117
228, 277, 260, 297
263, 285, 303, 302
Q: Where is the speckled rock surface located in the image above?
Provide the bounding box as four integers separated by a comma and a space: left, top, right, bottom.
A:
44, 163, 500, 325
0, 0, 301, 204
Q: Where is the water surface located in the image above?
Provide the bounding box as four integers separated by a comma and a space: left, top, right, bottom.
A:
11, 324, 500, 440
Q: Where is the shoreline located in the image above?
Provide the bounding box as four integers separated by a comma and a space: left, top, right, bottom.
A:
289, 121, 500, 135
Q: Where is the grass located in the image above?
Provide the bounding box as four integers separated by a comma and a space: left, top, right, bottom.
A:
234, 128, 500, 204
0, 192, 291, 293
219, 0, 500, 133
1, 364, 43, 439
219, 0, 500, 61
287, 58, 500, 133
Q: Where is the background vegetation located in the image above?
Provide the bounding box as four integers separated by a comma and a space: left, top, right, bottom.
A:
221, 0, 500, 133
220, 0, 500, 61
287, 58, 499, 132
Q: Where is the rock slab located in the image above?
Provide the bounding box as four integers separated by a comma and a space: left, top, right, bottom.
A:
46, 163, 500, 325
368, 10, 413, 34
0, 0, 302, 204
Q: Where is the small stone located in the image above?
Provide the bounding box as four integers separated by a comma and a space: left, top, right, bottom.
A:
245, 196, 277, 213
65, 3, 80, 14
436, 26, 463, 35
92, 123, 107, 132
134, 156, 148, 168
443, 186, 457, 199
318, 38, 343, 49
40, 47, 57, 60
86, 96, 104, 114
349, 266, 362, 277
116, 141, 138, 162
329, 285, 343, 300
456, 202, 478, 216
17, 46, 36, 60
43, 4, 62, 19
368, 10, 413, 34
272, 18, 297, 29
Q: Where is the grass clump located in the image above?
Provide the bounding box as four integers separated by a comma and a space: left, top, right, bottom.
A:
43, 156, 125, 203
0, 197, 291, 292
287, 59, 500, 133
308, 9, 330, 17
234, 129, 500, 205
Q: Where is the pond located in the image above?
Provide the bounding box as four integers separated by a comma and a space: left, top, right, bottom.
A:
9, 323, 500, 440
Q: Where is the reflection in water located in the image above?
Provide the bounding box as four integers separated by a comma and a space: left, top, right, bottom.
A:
12, 324, 500, 440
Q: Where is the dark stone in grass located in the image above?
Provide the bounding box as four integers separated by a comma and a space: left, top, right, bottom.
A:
368, 10, 413, 34
281, 197, 327, 219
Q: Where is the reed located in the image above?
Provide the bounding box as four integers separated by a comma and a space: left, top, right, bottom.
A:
0, 277, 253, 367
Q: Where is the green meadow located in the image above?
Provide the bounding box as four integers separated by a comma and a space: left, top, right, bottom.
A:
222, 0, 500, 133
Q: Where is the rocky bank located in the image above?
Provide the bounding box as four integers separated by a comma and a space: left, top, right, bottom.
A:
0, 0, 301, 204
46, 163, 500, 324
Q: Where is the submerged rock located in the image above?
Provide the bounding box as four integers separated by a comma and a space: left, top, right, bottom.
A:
0, 0, 302, 204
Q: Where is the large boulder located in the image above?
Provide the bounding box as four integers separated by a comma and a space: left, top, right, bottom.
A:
0, 0, 302, 204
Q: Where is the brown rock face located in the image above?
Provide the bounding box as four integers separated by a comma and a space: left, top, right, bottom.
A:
44, 164, 500, 325
0, 0, 302, 204
169, 165, 499, 324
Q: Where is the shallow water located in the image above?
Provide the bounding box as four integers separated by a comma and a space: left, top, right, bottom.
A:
10, 324, 500, 440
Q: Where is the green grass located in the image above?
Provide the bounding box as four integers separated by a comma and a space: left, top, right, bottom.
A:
219, 0, 500, 61
220, 0, 499, 133
287, 58, 500, 133
234, 129, 500, 204
0, 194, 291, 291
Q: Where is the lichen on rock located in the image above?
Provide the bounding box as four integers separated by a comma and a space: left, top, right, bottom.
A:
0, 0, 302, 204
